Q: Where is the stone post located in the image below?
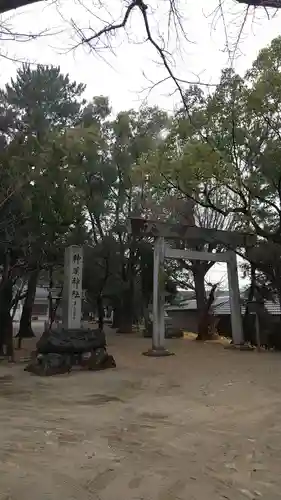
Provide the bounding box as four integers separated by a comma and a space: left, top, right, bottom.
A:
227, 251, 244, 345
143, 237, 173, 357
62, 245, 83, 330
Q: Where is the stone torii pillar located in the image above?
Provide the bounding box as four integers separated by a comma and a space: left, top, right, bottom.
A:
143, 237, 174, 357
227, 251, 243, 345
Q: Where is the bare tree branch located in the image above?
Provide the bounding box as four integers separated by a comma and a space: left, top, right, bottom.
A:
0, 0, 43, 14
2, 0, 281, 16
236, 0, 281, 6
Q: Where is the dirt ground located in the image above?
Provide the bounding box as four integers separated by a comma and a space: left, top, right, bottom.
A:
1, 330, 281, 500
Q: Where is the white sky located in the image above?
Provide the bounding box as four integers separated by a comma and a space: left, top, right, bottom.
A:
1, 0, 279, 289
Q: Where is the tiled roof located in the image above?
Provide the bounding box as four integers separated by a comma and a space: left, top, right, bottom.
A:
167, 296, 281, 316
214, 299, 281, 316
167, 299, 197, 311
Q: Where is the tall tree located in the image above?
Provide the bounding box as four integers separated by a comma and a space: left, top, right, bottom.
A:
136, 104, 237, 337
67, 102, 169, 332
108, 106, 169, 332
144, 36, 281, 313
0, 65, 86, 346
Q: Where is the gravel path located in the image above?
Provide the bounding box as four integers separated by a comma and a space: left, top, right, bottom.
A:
0, 331, 280, 500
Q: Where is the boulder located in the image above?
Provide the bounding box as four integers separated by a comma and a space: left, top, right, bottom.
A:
36, 328, 106, 354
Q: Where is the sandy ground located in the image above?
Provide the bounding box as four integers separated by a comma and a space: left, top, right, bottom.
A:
1, 329, 281, 500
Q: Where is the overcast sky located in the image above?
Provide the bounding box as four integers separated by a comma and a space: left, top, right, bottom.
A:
1, 0, 280, 288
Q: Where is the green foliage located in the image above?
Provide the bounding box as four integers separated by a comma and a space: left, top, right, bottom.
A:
139, 35, 281, 302
0, 64, 86, 283
3, 35, 281, 320
4, 65, 85, 134
144, 37, 281, 244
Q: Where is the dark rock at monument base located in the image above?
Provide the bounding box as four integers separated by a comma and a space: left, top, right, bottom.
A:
25, 328, 116, 376
25, 348, 116, 376
36, 327, 106, 354
25, 353, 72, 376
80, 348, 117, 371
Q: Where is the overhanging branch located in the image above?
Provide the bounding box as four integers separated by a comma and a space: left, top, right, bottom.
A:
236, 0, 281, 6
2, 0, 281, 16
0, 0, 43, 14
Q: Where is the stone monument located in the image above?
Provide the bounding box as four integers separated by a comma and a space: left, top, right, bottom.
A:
25, 244, 117, 375
62, 245, 83, 330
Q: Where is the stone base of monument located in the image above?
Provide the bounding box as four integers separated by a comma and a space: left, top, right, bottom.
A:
143, 347, 174, 357
25, 327, 116, 376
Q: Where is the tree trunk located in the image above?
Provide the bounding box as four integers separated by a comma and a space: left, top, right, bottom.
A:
118, 283, 134, 333
117, 288, 134, 334
17, 270, 38, 348
112, 304, 121, 328
47, 266, 54, 328
276, 273, 281, 319
0, 310, 14, 360
0, 279, 14, 361
118, 316, 133, 334
194, 264, 218, 341
193, 265, 208, 340
117, 239, 136, 334
243, 268, 255, 344
96, 295, 104, 330
11, 280, 25, 320
275, 285, 281, 344
143, 305, 151, 335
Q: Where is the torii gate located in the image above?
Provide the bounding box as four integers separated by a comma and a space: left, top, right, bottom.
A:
129, 218, 256, 356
